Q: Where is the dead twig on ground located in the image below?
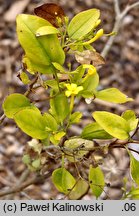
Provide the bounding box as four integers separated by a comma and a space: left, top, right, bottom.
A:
6, 169, 30, 199
0, 170, 53, 198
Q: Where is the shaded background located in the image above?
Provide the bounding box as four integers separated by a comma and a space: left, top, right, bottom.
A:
0, 0, 139, 199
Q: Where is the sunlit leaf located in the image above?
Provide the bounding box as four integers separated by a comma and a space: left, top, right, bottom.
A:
36, 25, 59, 36
54, 131, 65, 140
82, 73, 99, 92
93, 111, 130, 140
81, 122, 113, 140
68, 9, 100, 39
122, 110, 138, 131
128, 187, 139, 199
96, 88, 133, 104
64, 138, 94, 162
70, 112, 82, 124
52, 168, 76, 194
79, 90, 94, 99
50, 131, 65, 145
89, 165, 105, 198
14, 109, 49, 139
50, 93, 70, 124
72, 65, 85, 84
52, 62, 65, 72
20, 72, 30, 84
16, 14, 65, 74
44, 79, 58, 90
129, 151, 139, 185
43, 113, 58, 132
3, 93, 33, 118
69, 179, 89, 199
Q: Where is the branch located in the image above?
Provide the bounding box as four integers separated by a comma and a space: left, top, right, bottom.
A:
109, 138, 139, 150
101, 1, 139, 58
0, 170, 53, 198
0, 114, 6, 124
112, 145, 139, 155
121, 1, 139, 17
24, 73, 39, 97
131, 124, 139, 138
114, 0, 120, 16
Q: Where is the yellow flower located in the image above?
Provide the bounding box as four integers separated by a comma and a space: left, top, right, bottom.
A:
65, 83, 83, 97
94, 19, 101, 28
83, 29, 104, 45
94, 29, 104, 40
82, 65, 97, 82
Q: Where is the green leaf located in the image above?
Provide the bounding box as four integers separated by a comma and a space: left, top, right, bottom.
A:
70, 112, 82, 124
20, 72, 30, 84
89, 165, 105, 198
82, 73, 99, 92
54, 131, 65, 140
79, 90, 94, 99
68, 179, 89, 200
50, 131, 65, 145
2, 93, 32, 118
122, 110, 138, 131
128, 187, 139, 199
96, 88, 133, 104
64, 138, 94, 162
22, 56, 52, 75
36, 26, 59, 36
129, 152, 139, 185
50, 93, 70, 124
14, 109, 49, 139
44, 80, 58, 90
93, 111, 130, 140
43, 113, 58, 132
16, 14, 65, 74
52, 168, 76, 194
68, 9, 100, 40
52, 62, 65, 73
72, 65, 85, 84
22, 154, 31, 165
81, 122, 113, 140
32, 158, 41, 169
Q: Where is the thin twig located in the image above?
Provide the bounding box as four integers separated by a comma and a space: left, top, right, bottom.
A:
0, 171, 53, 198
121, 1, 139, 17
131, 125, 139, 139
6, 169, 30, 199
101, 1, 139, 58
112, 145, 139, 155
114, 0, 120, 16
24, 73, 39, 97
128, 147, 139, 155
131, 140, 139, 144
0, 114, 6, 124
